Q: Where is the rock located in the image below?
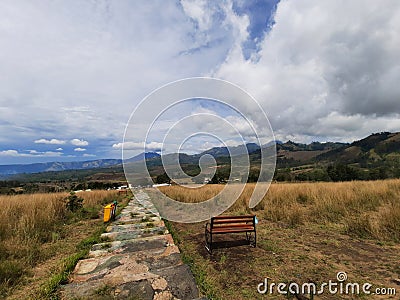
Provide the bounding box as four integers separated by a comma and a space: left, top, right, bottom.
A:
152, 277, 168, 291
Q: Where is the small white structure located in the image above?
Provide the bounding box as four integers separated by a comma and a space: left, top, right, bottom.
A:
152, 183, 171, 187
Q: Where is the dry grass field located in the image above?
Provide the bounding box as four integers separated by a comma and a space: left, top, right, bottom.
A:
161, 180, 400, 241
159, 180, 400, 299
0, 190, 128, 298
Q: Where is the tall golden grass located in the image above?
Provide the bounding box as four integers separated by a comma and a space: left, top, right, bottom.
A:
78, 190, 120, 207
0, 193, 66, 244
0, 190, 119, 243
160, 179, 400, 241
0, 190, 121, 293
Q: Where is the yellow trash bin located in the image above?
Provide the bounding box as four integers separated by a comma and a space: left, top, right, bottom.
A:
103, 204, 113, 222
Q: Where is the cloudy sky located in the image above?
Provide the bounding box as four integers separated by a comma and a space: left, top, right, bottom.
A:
1, 0, 399, 164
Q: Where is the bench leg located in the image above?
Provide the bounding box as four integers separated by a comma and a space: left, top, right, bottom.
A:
205, 228, 212, 254
246, 231, 256, 247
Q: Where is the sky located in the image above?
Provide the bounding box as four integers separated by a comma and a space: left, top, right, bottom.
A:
0, 0, 399, 164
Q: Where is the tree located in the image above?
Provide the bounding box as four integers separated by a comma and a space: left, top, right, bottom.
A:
327, 164, 359, 181
156, 173, 171, 184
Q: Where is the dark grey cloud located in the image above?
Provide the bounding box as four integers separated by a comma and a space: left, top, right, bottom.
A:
217, 0, 400, 142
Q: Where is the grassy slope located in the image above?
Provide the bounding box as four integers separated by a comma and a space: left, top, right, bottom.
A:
0, 190, 130, 299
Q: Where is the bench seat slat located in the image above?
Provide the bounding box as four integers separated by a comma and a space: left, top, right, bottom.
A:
213, 218, 254, 222
211, 227, 255, 234
212, 215, 254, 219
208, 227, 255, 233
212, 219, 254, 224
210, 224, 255, 229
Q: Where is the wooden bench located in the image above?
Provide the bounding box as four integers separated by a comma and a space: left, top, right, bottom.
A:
205, 215, 257, 254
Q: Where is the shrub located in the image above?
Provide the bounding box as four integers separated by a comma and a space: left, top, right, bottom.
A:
65, 192, 84, 212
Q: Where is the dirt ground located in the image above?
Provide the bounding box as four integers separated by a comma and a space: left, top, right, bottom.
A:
171, 217, 400, 299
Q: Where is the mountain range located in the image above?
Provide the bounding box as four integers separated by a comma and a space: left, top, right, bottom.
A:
0, 152, 160, 176
1, 132, 399, 180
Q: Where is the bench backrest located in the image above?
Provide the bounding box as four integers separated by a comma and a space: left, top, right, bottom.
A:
211, 215, 255, 228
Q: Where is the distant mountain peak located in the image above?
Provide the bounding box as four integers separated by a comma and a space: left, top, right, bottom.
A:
125, 152, 160, 163
200, 142, 261, 158
0, 159, 122, 176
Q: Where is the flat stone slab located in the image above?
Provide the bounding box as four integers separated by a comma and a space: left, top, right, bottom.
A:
101, 226, 167, 241
70, 252, 183, 283
90, 235, 176, 257
61, 190, 201, 300
62, 276, 199, 300
114, 215, 161, 225
152, 264, 200, 300
106, 220, 165, 233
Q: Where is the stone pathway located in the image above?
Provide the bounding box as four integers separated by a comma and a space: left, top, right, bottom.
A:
61, 189, 204, 300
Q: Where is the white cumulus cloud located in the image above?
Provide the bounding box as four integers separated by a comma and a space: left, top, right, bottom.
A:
112, 142, 163, 151
0, 149, 62, 157
0, 150, 20, 157
34, 138, 66, 145
71, 139, 89, 146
